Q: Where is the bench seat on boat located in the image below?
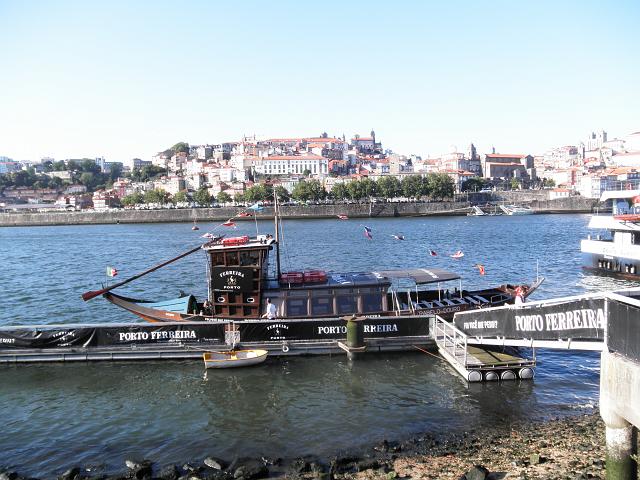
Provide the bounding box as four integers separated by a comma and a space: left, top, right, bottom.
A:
474, 295, 489, 303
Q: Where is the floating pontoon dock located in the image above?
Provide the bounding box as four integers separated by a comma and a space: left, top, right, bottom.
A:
0, 316, 536, 382
0, 336, 435, 363
432, 316, 535, 382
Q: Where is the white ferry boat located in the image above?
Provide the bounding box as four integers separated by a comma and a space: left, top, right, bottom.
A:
581, 189, 640, 280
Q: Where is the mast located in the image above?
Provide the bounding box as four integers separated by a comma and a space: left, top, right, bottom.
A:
274, 188, 282, 279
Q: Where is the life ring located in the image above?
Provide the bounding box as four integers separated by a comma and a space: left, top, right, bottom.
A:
217, 296, 225, 303
282, 344, 290, 353
247, 297, 255, 303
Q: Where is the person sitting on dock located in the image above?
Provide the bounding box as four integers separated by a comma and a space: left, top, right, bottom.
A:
262, 298, 277, 319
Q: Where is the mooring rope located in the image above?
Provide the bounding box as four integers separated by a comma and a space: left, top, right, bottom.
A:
412, 344, 445, 362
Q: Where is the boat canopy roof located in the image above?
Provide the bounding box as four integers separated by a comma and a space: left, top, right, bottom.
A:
372, 268, 461, 284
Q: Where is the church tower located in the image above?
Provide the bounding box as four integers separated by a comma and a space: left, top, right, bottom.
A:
467, 143, 477, 161
371, 129, 376, 144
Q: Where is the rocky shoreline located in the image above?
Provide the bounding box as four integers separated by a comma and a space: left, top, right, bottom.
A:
4, 412, 636, 480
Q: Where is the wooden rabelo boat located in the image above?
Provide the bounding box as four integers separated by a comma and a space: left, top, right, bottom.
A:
82, 198, 543, 340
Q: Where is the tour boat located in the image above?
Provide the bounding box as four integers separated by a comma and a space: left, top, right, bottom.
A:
581, 190, 640, 280
203, 349, 268, 369
499, 204, 535, 215
82, 196, 543, 342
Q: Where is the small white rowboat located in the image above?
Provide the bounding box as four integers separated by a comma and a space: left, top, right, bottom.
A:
203, 349, 268, 369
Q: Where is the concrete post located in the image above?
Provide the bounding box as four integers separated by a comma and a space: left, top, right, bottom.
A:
603, 416, 637, 480
600, 350, 639, 480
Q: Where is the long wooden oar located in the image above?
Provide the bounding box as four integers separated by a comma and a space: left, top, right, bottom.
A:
81, 244, 204, 301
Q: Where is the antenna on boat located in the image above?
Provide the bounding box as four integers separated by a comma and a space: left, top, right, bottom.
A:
273, 187, 282, 280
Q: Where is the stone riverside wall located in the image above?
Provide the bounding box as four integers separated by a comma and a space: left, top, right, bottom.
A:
0, 196, 599, 227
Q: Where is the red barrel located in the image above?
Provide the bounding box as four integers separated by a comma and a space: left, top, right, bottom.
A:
303, 270, 328, 283
280, 272, 304, 284
222, 235, 249, 246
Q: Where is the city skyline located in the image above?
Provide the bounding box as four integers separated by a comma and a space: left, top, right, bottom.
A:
1, 0, 639, 162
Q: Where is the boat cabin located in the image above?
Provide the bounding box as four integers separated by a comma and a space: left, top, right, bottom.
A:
204, 235, 275, 318
263, 272, 391, 318
202, 236, 512, 320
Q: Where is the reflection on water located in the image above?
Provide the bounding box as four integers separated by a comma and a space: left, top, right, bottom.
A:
0, 215, 633, 476
578, 271, 640, 293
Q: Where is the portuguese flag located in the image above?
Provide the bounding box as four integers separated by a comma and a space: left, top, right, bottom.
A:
106, 266, 118, 277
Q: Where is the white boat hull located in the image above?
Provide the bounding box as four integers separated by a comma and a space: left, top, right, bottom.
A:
499, 205, 534, 215
203, 349, 268, 369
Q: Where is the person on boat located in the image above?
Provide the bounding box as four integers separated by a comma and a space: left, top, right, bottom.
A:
202, 300, 212, 315
514, 286, 525, 305
262, 298, 277, 319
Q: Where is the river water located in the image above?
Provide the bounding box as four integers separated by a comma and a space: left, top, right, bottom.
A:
0, 214, 635, 476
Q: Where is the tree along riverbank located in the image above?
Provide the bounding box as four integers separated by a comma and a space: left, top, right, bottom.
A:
0, 196, 598, 227
3, 413, 631, 480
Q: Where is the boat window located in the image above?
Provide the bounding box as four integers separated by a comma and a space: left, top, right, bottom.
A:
336, 295, 357, 314
211, 252, 225, 266
286, 289, 308, 296
361, 293, 382, 313
226, 252, 239, 266
311, 296, 333, 315
239, 251, 260, 266
633, 233, 640, 246
286, 297, 308, 316
358, 287, 376, 293
334, 287, 355, 294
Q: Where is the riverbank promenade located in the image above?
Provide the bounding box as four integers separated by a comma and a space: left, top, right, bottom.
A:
0, 195, 597, 227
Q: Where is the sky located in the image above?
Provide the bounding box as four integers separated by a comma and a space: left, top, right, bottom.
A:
1, 0, 639, 163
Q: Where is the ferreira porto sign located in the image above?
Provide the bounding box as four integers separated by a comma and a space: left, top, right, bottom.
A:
238, 317, 428, 342
211, 266, 254, 292
0, 324, 226, 350
454, 298, 606, 340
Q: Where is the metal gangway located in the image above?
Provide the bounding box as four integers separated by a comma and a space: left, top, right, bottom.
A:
432, 316, 535, 382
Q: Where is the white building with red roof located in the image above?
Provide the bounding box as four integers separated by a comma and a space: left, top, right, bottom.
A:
481, 153, 534, 180
253, 154, 328, 176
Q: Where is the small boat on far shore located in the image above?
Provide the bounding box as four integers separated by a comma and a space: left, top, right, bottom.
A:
467, 205, 502, 216
337, 214, 349, 220
203, 349, 268, 369
192, 220, 200, 231
499, 204, 534, 215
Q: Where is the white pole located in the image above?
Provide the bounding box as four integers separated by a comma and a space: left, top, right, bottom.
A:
254, 211, 259, 237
